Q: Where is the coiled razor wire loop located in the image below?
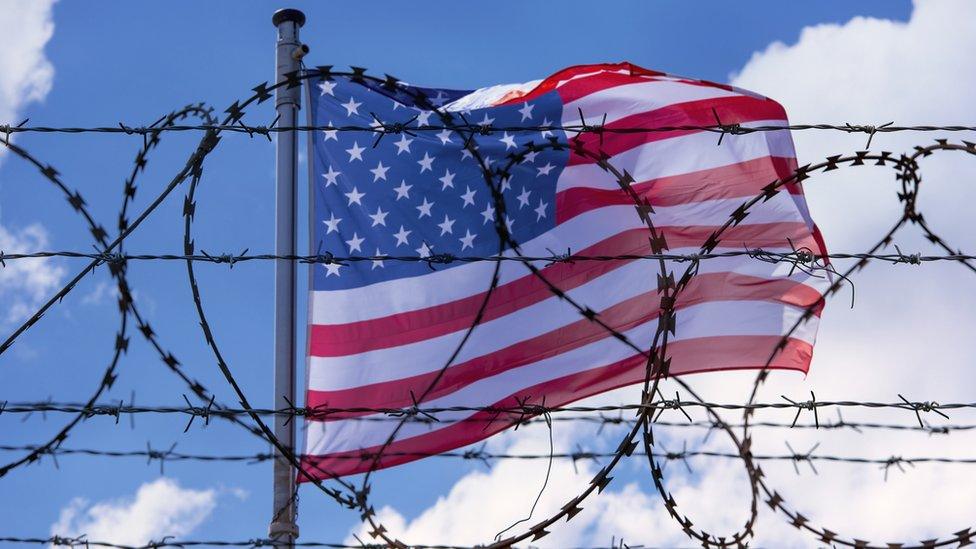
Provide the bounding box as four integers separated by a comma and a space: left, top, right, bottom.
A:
0, 133, 132, 478
0, 104, 267, 479
178, 70, 368, 514
0, 101, 358, 508
2, 63, 976, 547
357, 75, 667, 548
730, 141, 976, 548
299, 67, 760, 549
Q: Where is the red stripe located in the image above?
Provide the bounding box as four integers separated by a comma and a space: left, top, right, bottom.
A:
567, 95, 787, 166
309, 223, 818, 358
307, 273, 821, 415
310, 229, 644, 357
547, 68, 748, 106
547, 71, 662, 105
495, 62, 666, 106
298, 336, 813, 480
555, 156, 798, 224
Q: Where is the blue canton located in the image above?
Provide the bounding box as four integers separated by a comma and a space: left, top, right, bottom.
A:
309, 75, 568, 291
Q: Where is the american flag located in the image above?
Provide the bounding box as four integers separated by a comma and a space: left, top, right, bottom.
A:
300, 62, 828, 479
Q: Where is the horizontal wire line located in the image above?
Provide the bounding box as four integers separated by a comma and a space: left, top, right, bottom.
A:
1, 536, 687, 549
0, 250, 965, 266
1, 444, 972, 468
3, 399, 970, 417
3, 122, 976, 136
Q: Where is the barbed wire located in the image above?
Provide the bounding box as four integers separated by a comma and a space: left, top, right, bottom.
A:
3, 120, 976, 137
3, 443, 973, 474
6, 400, 970, 434
1, 397, 970, 421
0, 536, 678, 549
0, 248, 969, 267
3, 64, 976, 549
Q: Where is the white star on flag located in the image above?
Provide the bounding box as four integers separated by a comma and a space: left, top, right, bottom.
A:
371, 248, 385, 270
437, 214, 456, 236
393, 180, 412, 200
346, 142, 365, 162
499, 132, 516, 150
318, 80, 337, 96
415, 241, 433, 258
415, 110, 433, 126
534, 199, 548, 221
418, 152, 435, 173
342, 96, 362, 116
460, 186, 476, 207
438, 169, 455, 190
323, 262, 341, 277
370, 161, 389, 181
344, 187, 365, 206
369, 206, 388, 227
540, 117, 553, 138
322, 213, 341, 234
323, 121, 338, 142
345, 232, 364, 253
481, 203, 494, 224
322, 166, 341, 186
394, 135, 413, 154
416, 197, 434, 218
459, 229, 476, 250
393, 226, 411, 247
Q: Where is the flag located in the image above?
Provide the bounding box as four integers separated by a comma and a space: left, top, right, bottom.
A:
300, 62, 828, 479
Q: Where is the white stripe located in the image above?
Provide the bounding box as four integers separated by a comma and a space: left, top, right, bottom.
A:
552, 68, 632, 90
561, 79, 743, 127
310, 258, 654, 390
557, 119, 794, 193
444, 80, 544, 111
308, 271, 820, 390
310, 191, 807, 325
305, 303, 818, 454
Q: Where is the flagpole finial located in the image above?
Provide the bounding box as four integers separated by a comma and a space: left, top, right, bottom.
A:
272, 8, 306, 27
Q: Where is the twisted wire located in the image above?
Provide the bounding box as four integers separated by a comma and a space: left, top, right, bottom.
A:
2, 65, 976, 549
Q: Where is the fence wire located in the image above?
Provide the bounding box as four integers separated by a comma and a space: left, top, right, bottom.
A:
2, 65, 976, 549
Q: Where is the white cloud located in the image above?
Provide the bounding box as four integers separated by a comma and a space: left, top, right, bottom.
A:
732, 0, 976, 254
347, 417, 685, 548
0, 223, 66, 327
0, 0, 56, 135
0, 1, 61, 331
346, 396, 763, 548
346, 1, 976, 547
49, 478, 217, 547
80, 280, 116, 305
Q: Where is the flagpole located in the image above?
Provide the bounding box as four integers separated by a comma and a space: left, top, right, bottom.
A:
270, 8, 306, 547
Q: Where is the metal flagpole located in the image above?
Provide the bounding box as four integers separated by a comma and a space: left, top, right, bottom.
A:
270, 7, 306, 547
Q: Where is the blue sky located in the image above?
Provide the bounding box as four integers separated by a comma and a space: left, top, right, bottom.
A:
18, 1, 976, 546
